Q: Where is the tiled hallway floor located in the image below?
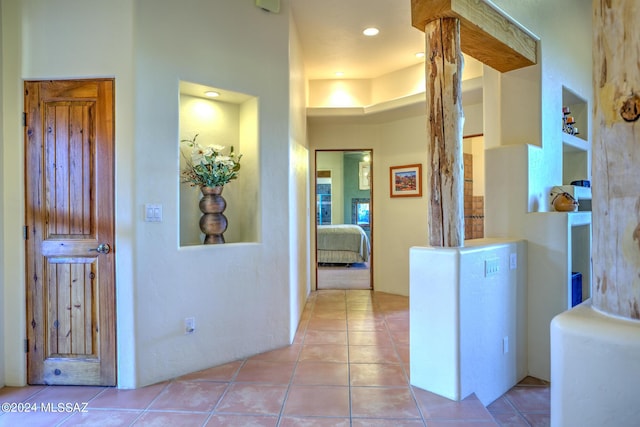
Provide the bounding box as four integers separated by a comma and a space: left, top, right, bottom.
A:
0, 290, 549, 426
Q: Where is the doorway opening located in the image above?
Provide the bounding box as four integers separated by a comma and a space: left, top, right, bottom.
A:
315, 150, 373, 290
463, 134, 485, 240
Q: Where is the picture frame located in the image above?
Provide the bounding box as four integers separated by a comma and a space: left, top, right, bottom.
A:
358, 161, 371, 190
390, 164, 422, 198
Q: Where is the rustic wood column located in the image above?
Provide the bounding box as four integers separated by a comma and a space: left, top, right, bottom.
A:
424, 18, 465, 247
592, 0, 640, 319
411, 0, 537, 247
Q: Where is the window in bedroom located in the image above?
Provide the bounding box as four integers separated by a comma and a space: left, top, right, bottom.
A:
316, 170, 332, 225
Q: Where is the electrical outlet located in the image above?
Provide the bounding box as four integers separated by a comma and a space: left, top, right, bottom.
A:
503, 336, 509, 354
185, 317, 195, 334
485, 258, 500, 277
510, 253, 517, 269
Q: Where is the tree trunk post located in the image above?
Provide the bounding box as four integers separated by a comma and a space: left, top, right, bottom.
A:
423, 17, 465, 247
592, 0, 640, 319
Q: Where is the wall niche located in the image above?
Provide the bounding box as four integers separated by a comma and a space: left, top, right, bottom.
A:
179, 81, 260, 246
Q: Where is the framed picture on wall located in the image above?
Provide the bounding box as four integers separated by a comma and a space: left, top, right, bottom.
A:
390, 164, 422, 198
359, 161, 371, 190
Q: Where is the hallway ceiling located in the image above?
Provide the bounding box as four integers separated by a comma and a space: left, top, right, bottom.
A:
290, 0, 426, 80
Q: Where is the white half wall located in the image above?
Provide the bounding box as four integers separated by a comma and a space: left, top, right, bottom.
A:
410, 239, 528, 406
551, 303, 640, 427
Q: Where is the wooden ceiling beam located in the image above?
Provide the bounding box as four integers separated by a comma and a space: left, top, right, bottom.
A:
411, 0, 537, 72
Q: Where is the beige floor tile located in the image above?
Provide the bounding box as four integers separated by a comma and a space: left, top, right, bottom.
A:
349, 363, 408, 387
283, 385, 350, 417
60, 410, 142, 426
88, 382, 167, 409
350, 386, 421, 419
178, 361, 242, 382
215, 383, 287, 415
299, 344, 349, 363
147, 381, 226, 412
279, 416, 350, 426
0, 290, 550, 426
304, 329, 348, 345
132, 411, 209, 426
293, 361, 349, 386
234, 360, 295, 384
205, 414, 278, 426
349, 345, 401, 364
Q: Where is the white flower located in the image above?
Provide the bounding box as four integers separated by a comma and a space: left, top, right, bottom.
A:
191, 147, 207, 165
180, 134, 242, 188
215, 155, 231, 163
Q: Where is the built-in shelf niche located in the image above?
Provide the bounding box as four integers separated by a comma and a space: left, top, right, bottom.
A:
561, 86, 591, 195
562, 86, 588, 142
571, 221, 591, 306
179, 81, 259, 246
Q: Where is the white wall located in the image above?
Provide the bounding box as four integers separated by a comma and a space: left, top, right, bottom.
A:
288, 14, 310, 342
309, 79, 372, 108
309, 114, 430, 296
1, 0, 137, 387
1, 0, 302, 388
482, 0, 592, 382
132, 0, 294, 387
484, 0, 592, 219
0, 0, 5, 389
309, 96, 483, 296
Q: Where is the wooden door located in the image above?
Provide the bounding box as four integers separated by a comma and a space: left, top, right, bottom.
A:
24, 79, 116, 386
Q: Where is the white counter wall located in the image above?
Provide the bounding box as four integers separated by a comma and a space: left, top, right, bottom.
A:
410, 239, 527, 406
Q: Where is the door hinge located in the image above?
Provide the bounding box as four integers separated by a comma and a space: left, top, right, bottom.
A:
23, 112, 27, 126
24, 339, 29, 353
23, 225, 29, 240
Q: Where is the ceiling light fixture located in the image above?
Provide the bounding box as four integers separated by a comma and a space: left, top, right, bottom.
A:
415, 52, 425, 59
204, 91, 220, 98
362, 27, 379, 36
335, 71, 345, 77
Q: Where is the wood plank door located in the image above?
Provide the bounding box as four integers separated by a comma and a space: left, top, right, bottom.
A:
24, 79, 116, 386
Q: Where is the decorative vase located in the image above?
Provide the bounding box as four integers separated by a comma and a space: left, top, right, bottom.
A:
552, 191, 579, 212
199, 186, 227, 244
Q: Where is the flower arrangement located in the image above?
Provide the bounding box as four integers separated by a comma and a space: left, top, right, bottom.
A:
180, 134, 242, 188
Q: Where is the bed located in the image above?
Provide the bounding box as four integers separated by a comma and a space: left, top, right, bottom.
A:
317, 224, 370, 265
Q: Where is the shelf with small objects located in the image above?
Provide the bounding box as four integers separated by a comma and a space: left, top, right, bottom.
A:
561, 86, 591, 211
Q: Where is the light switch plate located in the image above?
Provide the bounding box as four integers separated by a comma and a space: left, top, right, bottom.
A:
144, 204, 162, 222
485, 258, 500, 277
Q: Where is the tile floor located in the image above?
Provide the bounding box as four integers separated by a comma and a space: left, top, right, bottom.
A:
0, 290, 550, 426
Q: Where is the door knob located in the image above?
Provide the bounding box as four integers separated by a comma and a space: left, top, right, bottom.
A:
89, 243, 111, 254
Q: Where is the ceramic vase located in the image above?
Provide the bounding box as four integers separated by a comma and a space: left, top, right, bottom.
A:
199, 186, 227, 244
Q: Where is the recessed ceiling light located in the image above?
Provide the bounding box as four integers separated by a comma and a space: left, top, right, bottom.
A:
415, 52, 425, 59
363, 27, 379, 36
204, 91, 220, 98
335, 71, 345, 77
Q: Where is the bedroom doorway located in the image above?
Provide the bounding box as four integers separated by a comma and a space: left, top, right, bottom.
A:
315, 150, 373, 290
